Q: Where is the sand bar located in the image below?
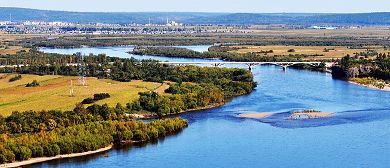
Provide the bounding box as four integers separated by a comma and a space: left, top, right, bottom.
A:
0, 145, 113, 168
241, 113, 274, 118
293, 112, 334, 117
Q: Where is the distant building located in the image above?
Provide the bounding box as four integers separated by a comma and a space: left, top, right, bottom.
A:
308, 26, 338, 29
0, 21, 11, 25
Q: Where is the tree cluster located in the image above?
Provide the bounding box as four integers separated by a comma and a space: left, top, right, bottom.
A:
336, 52, 390, 79
25, 80, 39, 87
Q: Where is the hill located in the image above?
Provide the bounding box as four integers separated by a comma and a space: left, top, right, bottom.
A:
1, 7, 390, 25
187, 13, 390, 25
0, 73, 163, 116
0, 7, 224, 24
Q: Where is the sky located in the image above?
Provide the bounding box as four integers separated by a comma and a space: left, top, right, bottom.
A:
2, 0, 390, 13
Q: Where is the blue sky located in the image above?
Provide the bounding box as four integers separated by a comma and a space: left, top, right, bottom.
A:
3, 0, 390, 13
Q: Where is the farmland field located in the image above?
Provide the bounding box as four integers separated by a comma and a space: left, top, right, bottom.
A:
227, 45, 387, 59
0, 73, 164, 116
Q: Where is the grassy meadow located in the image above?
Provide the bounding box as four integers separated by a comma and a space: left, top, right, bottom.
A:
0, 45, 31, 55
0, 73, 164, 116
227, 45, 387, 59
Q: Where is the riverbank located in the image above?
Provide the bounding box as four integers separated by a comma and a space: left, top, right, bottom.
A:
348, 81, 390, 92
0, 145, 113, 168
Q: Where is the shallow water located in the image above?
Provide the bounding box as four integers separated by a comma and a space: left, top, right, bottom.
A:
33, 46, 390, 167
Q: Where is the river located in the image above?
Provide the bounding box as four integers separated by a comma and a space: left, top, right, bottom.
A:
35, 46, 390, 167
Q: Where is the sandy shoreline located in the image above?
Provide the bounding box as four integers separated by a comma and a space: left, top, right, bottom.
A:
241, 113, 274, 118
348, 81, 390, 91
0, 145, 113, 168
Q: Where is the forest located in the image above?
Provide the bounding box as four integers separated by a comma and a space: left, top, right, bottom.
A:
0, 106, 188, 163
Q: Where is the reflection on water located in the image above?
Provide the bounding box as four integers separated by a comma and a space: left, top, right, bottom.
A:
30, 46, 390, 168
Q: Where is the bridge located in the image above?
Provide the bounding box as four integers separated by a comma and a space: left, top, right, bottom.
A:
160, 62, 321, 72
0, 62, 322, 73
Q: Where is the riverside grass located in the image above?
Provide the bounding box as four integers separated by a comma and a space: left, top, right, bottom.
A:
0, 74, 162, 116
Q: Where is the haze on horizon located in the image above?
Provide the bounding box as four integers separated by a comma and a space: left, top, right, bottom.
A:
3, 0, 390, 13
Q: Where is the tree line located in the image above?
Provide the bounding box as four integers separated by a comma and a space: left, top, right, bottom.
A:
130, 46, 319, 62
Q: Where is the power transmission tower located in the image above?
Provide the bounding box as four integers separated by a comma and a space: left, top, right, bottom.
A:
70, 80, 74, 97
78, 46, 87, 86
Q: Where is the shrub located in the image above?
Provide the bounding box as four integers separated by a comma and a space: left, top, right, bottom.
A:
9, 75, 22, 82
111, 132, 122, 142
58, 141, 73, 154
147, 127, 159, 139
82, 93, 110, 104
82, 98, 95, 104
26, 80, 39, 87
6, 150, 15, 162
94, 93, 110, 100
157, 125, 166, 134
0, 154, 6, 164
52, 144, 60, 156
44, 144, 59, 157
133, 130, 149, 141
287, 49, 295, 52
19, 146, 32, 161
32, 146, 43, 157
122, 130, 133, 140
44, 145, 54, 157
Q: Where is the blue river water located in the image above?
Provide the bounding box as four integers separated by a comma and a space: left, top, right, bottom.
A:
35, 46, 390, 167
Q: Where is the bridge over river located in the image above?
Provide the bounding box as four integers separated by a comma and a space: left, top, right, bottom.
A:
160, 62, 322, 72
0, 62, 322, 73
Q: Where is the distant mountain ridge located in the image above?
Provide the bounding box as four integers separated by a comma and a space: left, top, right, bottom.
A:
1, 7, 390, 25
0, 7, 224, 24
187, 13, 390, 25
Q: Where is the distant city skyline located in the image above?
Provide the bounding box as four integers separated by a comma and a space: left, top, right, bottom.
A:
2, 0, 390, 13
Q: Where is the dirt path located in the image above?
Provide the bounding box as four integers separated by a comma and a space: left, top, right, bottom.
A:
157, 83, 170, 94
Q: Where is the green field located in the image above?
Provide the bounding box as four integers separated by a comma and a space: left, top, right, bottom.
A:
0, 73, 163, 116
